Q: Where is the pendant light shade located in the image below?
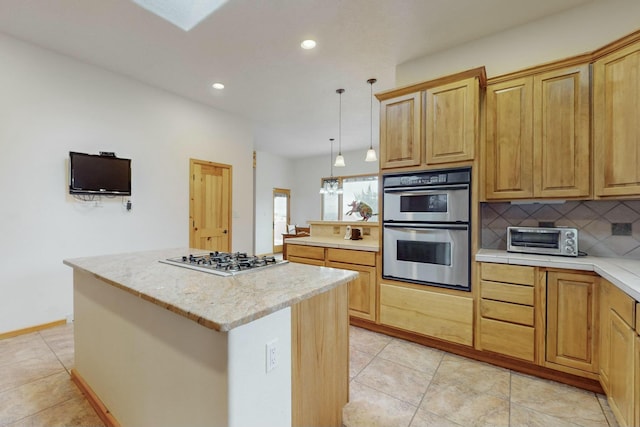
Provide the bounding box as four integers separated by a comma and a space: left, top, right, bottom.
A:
320, 138, 343, 195
334, 88, 346, 167
365, 78, 378, 162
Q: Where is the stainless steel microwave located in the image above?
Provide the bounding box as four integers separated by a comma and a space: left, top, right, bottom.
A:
507, 226, 578, 257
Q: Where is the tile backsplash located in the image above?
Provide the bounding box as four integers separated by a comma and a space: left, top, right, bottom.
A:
481, 200, 640, 259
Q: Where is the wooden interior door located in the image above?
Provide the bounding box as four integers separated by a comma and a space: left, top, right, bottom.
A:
189, 159, 232, 251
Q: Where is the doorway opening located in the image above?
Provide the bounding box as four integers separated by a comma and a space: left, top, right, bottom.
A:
272, 188, 290, 254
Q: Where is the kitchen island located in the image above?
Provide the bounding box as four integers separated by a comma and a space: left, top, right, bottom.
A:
64, 248, 357, 427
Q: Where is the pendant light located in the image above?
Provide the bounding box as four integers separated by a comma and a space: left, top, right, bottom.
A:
320, 138, 343, 194
365, 78, 378, 162
334, 88, 346, 167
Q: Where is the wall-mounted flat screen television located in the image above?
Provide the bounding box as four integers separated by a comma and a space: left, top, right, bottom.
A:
69, 151, 131, 195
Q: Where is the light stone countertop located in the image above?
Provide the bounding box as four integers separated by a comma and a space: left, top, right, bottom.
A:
64, 248, 357, 332
284, 236, 379, 252
476, 249, 640, 302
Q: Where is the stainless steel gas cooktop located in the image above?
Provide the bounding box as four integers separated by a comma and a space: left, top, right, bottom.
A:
159, 252, 288, 277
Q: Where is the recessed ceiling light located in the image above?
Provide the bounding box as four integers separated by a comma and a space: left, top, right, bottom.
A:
212, 82, 225, 90
301, 39, 317, 50
132, 0, 229, 31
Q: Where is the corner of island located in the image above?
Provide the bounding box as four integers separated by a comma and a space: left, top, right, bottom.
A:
64, 248, 357, 427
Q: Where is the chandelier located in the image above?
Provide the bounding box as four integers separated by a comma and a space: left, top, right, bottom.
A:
320, 138, 343, 195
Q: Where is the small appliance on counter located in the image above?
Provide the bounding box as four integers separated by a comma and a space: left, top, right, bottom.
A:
507, 226, 578, 257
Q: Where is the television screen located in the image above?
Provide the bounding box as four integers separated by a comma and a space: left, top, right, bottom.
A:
69, 152, 131, 195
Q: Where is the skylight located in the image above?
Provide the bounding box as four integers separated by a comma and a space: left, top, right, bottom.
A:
132, 0, 229, 31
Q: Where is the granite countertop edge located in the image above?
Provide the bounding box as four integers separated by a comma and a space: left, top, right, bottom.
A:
476, 249, 640, 302
64, 249, 358, 332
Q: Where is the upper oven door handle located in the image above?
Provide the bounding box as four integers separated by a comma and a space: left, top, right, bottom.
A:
383, 184, 469, 194
383, 223, 468, 231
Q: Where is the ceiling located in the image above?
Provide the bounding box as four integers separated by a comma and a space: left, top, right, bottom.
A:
0, 0, 596, 158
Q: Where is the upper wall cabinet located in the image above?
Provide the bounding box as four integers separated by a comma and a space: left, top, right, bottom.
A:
425, 77, 479, 165
593, 38, 640, 198
379, 92, 422, 169
377, 68, 485, 170
485, 64, 590, 200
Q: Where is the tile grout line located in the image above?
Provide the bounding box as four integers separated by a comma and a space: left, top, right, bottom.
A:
405, 350, 446, 427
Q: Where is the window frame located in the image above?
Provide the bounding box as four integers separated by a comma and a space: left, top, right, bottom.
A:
320, 173, 379, 221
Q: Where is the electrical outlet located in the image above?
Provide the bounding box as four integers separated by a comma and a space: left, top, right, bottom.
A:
266, 339, 278, 373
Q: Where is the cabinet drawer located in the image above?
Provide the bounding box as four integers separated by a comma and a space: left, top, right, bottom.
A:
480, 299, 534, 326
481, 280, 534, 305
326, 248, 375, 266
287, 245, 325, 260
481, 263, 534, 286
288, 256, 325, 266
479, 317, 535, 362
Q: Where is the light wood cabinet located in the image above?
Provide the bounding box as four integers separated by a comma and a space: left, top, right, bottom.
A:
326, 248, 377, 321
608, 311, 635, 427
380, 283, 473, 346
477, 263, 536, 361
545, 271, 598, 375
377, 68, 484, 170
485, 77, 533, 199
593, 39, 640, 198
599, 279, 636, 392
485, 65, 590, 200
598, 279, 636, 426
425, 77, 478, 164
291, 283, 349, 427
286, 244, 378, 322
286, 244, 325, 266
635, 333, 640, 427
533, 65, 591, 198
379, 92, 422, 169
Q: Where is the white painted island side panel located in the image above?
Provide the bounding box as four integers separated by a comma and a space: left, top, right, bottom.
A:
228, 307, 292, 427
74, 269, 229, 427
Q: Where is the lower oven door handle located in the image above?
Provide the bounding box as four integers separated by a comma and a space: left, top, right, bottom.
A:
384, 223, 468, 231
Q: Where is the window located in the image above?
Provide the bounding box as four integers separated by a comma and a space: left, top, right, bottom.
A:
321, 174, 378, 222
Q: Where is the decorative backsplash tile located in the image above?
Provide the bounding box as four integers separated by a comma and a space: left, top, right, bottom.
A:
481, 200, 640, 259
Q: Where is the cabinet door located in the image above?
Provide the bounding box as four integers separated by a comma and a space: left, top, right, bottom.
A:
533, 65, 591, 198
593, 40, 640, 197
608, 311, 635, 426
546, 272, 598, 374
635, 333, 640, 427
379, 92, 422, 169
485, 77, 534, 199
326, 261, 376, 321
425, 77, 478, 164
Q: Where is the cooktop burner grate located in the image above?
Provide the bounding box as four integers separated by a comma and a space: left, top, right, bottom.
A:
159, 252, 288, 277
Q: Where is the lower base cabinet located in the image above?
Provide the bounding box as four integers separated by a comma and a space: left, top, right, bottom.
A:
545, 271, 599, 376
379, 283, 473, 346
635, 333, 640, 427
286, 244, 378, 322
477, 263, 536, 361
608, 310, 635, 426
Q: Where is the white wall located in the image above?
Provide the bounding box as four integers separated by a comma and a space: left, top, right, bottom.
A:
0, 34, 255, 334
397, 0, 640, 85
254, 150, 295, 255
291, 148, 379, 227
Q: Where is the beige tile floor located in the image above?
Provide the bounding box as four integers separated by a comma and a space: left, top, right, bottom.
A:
344, 326, 619, 427
0, 323, 619, 427
0, 323, 104, 427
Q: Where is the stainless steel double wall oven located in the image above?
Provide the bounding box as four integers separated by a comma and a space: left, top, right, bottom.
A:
382, 167, 471, 291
